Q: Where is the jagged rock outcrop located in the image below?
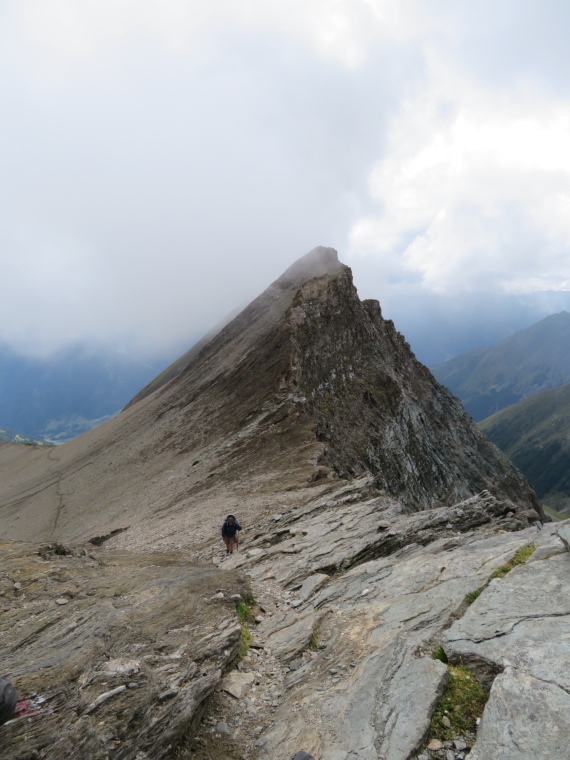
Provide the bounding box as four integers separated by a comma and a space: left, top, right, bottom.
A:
0, 247, 554, 760
195, 482, 569, 760
0, 247, 542, 549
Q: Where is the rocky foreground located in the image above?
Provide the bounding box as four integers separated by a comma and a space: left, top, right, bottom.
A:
0, 541, 248, 759
3, 480, 569, 760
209, 479, 570, 760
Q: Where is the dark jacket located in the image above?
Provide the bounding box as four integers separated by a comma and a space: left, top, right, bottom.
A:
222, 516, 241, 537
0, 678, 17, 726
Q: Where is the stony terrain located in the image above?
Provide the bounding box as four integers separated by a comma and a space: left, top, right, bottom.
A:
1, 247, 564, 760
0, 540, 248, 760
3, 483, 567, 760
205, 481, 569, 760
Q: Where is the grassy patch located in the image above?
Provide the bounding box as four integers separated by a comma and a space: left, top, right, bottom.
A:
233, 597, 256, 665
465, 587, 484, 605
236, 624, 252, 662
432, 645, 448, 664
491, 544, 535, 579
236, 598, 255, 624
308, 629, 319, 651
429, 664, 488, 741
543, 504, 568, 522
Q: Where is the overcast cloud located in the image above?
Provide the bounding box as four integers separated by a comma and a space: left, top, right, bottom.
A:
1, 1, 570, 358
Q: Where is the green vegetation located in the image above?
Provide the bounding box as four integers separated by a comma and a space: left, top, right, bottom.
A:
233, 597, 256, 665
465, 587, 483, 605
236, 598, 255, 624
479, 381, 570, 512
543, 504, 568, 522
236, 624, 253, 662
432, 645, 448, 664
434, 312, 570, 422
491, 545, 535, 579
309, 629, 319, 651
429, 664, 488, 742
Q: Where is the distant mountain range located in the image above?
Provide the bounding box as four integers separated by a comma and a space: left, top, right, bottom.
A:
480, 383, 570, 516
0, 343, 180, 442
431, 312, 570, 421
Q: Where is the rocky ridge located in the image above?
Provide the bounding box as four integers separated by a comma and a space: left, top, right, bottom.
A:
0, 247, 562, 760
3, 484, 567, 760
0, 248, 542, 550
208, 481, 565, 760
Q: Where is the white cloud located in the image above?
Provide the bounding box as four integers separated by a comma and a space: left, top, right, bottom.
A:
3, 0, 422, 81
349, 51, 570, 294
2, 0, 570, 359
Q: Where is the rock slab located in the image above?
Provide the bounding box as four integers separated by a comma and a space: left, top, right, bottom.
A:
221, 671, 256, 699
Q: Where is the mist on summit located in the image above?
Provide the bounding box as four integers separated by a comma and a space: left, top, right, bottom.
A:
1, 1, 570, 365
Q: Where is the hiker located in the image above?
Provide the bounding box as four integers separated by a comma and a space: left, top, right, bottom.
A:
221, 514, 242, 554
0, 677, 17, 726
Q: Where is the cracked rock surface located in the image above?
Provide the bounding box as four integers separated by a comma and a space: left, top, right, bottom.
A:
207, 482, 569, 760
443, 538, 570, 759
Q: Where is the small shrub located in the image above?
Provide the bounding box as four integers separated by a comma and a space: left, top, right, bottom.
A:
236, 599, 254, 624
233, 597, 256, 665
236, 624, 252, 662
429, 664, 488, 741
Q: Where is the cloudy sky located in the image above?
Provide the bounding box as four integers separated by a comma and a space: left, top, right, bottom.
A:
2, 0, 570, 359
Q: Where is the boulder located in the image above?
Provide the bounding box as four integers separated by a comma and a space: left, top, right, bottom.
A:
221, 671, 256, 699
557, 524, 570, 551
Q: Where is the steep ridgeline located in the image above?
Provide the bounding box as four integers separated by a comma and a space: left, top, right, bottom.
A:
278, 260, 541, 511
0, 247, 557, 760
0, 247, 541, 548
432, 311, 570, 421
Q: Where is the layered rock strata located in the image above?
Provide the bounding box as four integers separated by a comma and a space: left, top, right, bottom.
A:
208, 485, 569, 760
0, 541, 248, 760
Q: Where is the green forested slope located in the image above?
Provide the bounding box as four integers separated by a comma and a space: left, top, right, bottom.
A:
480, 382, 570, 515
433, 312, 570, 421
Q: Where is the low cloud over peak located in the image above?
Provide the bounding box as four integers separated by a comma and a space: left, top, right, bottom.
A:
1, 1, 570, 359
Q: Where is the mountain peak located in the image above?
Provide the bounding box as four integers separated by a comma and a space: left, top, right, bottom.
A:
276, 245, 342, 285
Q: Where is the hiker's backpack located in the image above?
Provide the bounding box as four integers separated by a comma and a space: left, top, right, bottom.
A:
0, 677, 17, 725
